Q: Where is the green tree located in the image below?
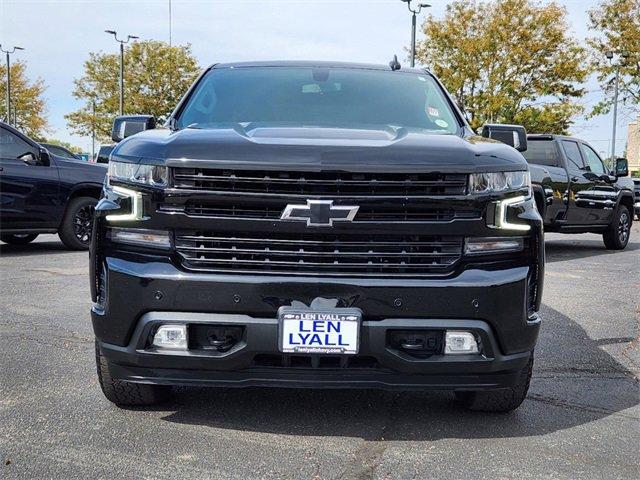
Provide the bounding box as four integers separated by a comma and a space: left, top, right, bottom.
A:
0, 60, 49, 137
587, 0, 640, 117
415, 0, 590, 134
66, 40, 201, 140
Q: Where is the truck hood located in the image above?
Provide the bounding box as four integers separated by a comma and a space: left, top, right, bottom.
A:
53, 156, 107, 183
113, 124, 528, 173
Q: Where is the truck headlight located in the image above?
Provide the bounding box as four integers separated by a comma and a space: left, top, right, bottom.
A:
469, 171, 530, 195
108, 160, 167, 187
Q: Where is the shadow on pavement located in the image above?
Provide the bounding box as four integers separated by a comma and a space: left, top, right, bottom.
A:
157, 305, 638, 440
0, 239, 77, 258
545, 237, 639, 263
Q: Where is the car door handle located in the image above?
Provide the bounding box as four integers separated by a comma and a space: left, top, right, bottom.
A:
570, 176, 579, 182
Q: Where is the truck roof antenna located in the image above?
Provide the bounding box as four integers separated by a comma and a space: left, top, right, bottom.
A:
389, 55, 401, 71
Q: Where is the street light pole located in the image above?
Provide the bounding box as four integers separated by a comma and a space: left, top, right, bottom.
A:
401, 0, 431, 67
91, 99, 96, 161
611, 65, 619, 160
605, 50, 629, 161
104, 30, 139, 116
0, 44, 25, 126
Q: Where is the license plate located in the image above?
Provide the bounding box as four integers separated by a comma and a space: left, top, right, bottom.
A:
278, 308, 361, 355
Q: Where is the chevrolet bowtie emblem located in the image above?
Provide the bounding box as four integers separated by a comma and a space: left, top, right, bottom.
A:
280, 200, 359, 227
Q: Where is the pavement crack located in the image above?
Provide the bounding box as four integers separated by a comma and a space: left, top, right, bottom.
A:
526, 393, 639, 419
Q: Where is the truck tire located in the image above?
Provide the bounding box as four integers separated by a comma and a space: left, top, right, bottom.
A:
95, 341, 170, 406
603, 205, 631, 250
0, 233, 38, 245
58, 196, 97, 250
455, 353, 533, 412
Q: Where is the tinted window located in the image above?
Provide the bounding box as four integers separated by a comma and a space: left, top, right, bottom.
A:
582, 144, 606, 175
561, 141, 585, 170
522, 140, 560, 167
177, 67, 459, 133
0, 128, 35, 160
97, 146, 113, 164
45, 145, 76, 159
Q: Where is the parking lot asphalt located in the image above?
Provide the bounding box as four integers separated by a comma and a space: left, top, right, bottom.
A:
1, 227, 638, 480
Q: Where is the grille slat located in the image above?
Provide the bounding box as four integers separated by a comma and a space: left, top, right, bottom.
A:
176, 203, 478, 222
172, 168, 468, 196
175, 232, 463, 277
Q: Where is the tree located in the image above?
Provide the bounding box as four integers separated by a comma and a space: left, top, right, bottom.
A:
0, 60, 49, 137
66, 40, 201, 140
587, 0, 640, 117
415, 0, 590, 134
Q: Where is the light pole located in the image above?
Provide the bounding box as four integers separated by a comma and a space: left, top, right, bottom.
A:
104, 30, 139, 115
401, 0, 431, 67
0, 44, 24, 126
91, 98, 96, 161
605, 50, 629, 160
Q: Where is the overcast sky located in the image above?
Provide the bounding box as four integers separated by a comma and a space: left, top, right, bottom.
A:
0, 0, 633, 155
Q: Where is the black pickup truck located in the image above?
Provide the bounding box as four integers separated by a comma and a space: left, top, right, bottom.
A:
0, 122, 106, 249
91, 61, 544, 412
522, 134, 634, 249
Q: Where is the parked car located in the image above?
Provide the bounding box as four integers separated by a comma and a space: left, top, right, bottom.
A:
96, 144, 114, 164
91, 61, 544, 412
0, 122, 107, 249
522, 134, 634, 249
40, 143, 82, 161
633, 178, 640, 219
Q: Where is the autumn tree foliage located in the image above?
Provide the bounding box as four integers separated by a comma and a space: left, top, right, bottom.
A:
0, 60, 49, 137
587, 0, 640, 117
415, 0, 590, 134
66, 40, 201, 140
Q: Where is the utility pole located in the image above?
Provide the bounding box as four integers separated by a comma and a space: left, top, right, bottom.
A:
104, 31, 139, 115
0, 44, 25, 126
605, 50, 629, 160
400, 0, 431, 67
91, 99, 96, 162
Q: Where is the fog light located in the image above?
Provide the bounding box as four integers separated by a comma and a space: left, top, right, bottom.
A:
465, 237, 524, 255
444, 330, 479, 354
152, 324, 187, 350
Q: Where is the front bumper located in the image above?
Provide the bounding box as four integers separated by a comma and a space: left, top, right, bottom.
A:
92, 258, 540, 390
97, 311, 534, 390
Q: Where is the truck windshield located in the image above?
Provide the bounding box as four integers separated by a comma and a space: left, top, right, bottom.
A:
176, 66, 459, 134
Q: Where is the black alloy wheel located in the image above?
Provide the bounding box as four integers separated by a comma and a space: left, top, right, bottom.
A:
73, 203, 95, 245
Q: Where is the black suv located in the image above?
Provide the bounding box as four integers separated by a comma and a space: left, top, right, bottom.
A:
0, 122, 106, 249
91, 62, 544, 412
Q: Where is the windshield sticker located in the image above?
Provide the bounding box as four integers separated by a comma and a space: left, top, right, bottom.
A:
435, 119, 449, 128
427, 106, 440, 117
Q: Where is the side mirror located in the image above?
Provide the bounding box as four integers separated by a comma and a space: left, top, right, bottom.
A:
615, 157, 628, 177
111, 115, 156, 143
481, 124, 528, 152
18, 152, 39, 166
38, 147, 51, 166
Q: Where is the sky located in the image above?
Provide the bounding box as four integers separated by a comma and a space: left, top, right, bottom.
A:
0, 0, 635, 156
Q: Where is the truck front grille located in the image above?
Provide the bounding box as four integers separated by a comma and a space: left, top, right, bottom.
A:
171, 202, 480, 222
175, 232, 464, 277
172, 168, 468, 196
